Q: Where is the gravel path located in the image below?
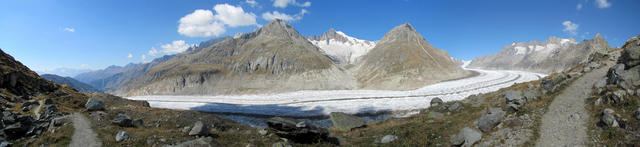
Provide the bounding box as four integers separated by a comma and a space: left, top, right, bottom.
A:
70, 113, 102, 147
536, 61, 613, 146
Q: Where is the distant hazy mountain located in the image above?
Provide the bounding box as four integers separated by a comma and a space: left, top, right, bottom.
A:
115, 19, 355, 96
468, 34, 610, 73
352, 23, 470, 90
451, 57, 471, 68
308, 28, 376, 64
41, 74, 101, 94
74, 37, 229, 93
36, 67, 92, 77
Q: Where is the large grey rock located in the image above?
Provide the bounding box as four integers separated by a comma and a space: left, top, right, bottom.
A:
523, 89, 541, 101
85, 98, 105, 111
620, 35, 640, 68
607, 64, 625, 85
504, 90, 524, 111
477, 108, 505, 132
380, 135, 398, 144
602, 108, 619, 127
188, 121, 209, 136
593, 77, 607, 89
448, 102, 464, 112
456, 127, 482, 147
329, 112, 366, 131
611, 90, 627, 104
450, 133, 465, 146
541, 74, 567, 93
634, 108, 640, 120
115, 130, 130, 142
111, 113, 133, 127
165, 137, 213, 147
619, 66, 640, 86
430, 97, 443, 107
266, 117, 328, 143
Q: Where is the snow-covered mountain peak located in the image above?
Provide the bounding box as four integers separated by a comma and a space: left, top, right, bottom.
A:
309, 29, 376, 64
508, 36, 577, 55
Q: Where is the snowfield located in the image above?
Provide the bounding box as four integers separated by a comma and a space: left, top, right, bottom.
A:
127, 69, 545, 118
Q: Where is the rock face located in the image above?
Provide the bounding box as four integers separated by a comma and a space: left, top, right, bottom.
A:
352, 23, 470, 90
477, 108, 505, 132
85, 98, 105, 111
188, 121, 210, 136
266, 117, 328, 143
117, 19, 356, 96
308, 28, 376, 64
41, 74, 101, 94
469, 34, 610, 74
329, 112, 366, 131
0, 49, 57, 96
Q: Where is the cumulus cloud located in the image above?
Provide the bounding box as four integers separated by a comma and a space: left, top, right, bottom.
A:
63, 27, 75, 33
596, 0, 611, 8
576, 3, 583, 10
178, 4, 257, 37
147, 40, 193, 57
562, 21, 579, 36
262, 9, 308, 21
273, 0, 311, 8
127, 53, 133, 58
246, 0, 258, 7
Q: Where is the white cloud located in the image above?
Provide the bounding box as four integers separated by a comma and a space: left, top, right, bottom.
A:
246, 0, 258, 7
127, 53, 133, 58
213, 4, 257, 27
562, 21, 579, 36
273, 0, 311, 8
148, 47, 159, 56
262, 9, 308, 21
141, 54, 147, 61
160, 40, 191, 54
596, 0, 611, 8
63, 27, 75, 33
178, 4, 257, 37
576, 3, 583, 10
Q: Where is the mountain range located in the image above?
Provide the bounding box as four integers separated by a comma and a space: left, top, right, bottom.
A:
468, 34, 610, 73
308, 28, 376, 65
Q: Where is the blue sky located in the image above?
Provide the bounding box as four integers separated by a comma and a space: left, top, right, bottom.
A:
1, 0, 638, 75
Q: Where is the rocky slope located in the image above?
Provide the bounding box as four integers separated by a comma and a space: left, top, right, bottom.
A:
468, 34, 610, 73
116, 19, 356, 96
74, 37, 228, 93
41, 74, 102, 94
352, 23, 470, 90
308, 28, 376, 65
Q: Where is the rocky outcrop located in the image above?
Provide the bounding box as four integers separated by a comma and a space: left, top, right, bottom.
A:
352, 23, 470, 90
469, 34, 610, 74
266, 117, 328, 143
329, 112, 366, 131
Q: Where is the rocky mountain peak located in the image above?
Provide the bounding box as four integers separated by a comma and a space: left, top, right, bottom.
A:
255, 19, 304, 40
595, 33, 603, 39
379, 23, 424, 44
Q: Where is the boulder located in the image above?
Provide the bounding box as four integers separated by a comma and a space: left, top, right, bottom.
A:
43, 98, 54, 105
634, 108, 640, 120
266, 117, 328, 143
504, 90, 524, 111
620, 36, 640, 68
380, 135, 398, 144
21, 101, 39, 112
568, 72, 581, 78
602, 108, 619, 127
85, 98, 105, 111
188, 121, 210, 136
523, 89, 541, 102
111, 113, 133, 127
611, 90, 627, 104
3, 123, 29, 139
541, 74, 567, 93
329, 112, 366, 131
115, 130, 130, 142
181, 126, 191, 133
619, 66, 640, 86
165, 137, 213, 147
606, 64, 625, 85
258, 128, 268, 135
477, 108, 505, 132
133, 119, 144, 128
448, 102, 464, 112
454, 127, 482, 147
430, 97, 443, 107
593, 78, 607, 89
